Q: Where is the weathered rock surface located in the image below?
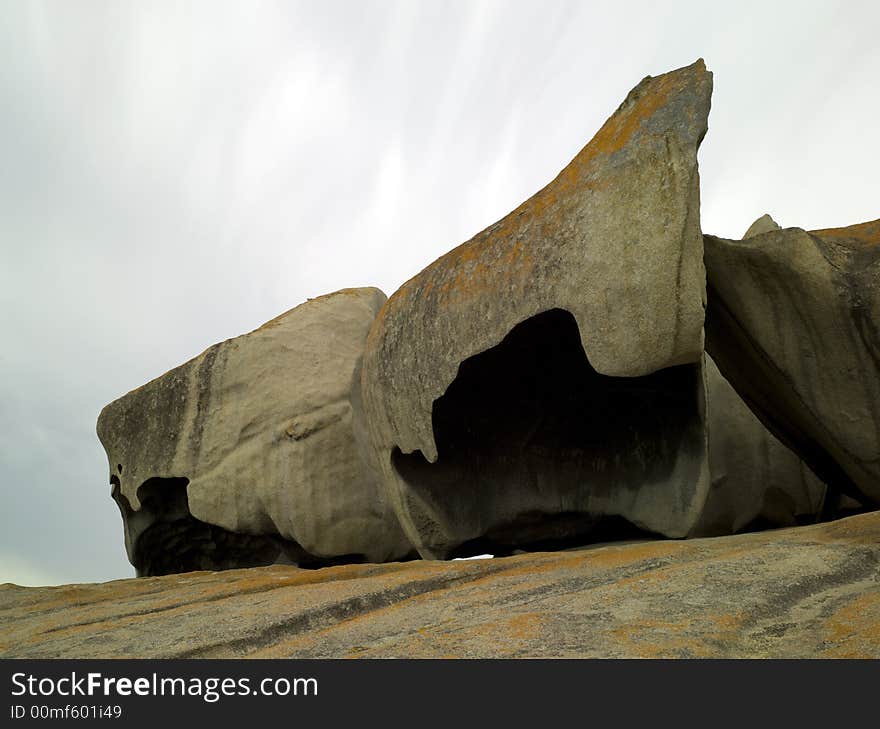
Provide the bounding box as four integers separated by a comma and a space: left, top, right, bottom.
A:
704, 218, 880, 510
97, 288, 413, 575
742, 213, 781, 239
3, 512, 880, 658
696, 356, 827, 535
359, 60, 714, 558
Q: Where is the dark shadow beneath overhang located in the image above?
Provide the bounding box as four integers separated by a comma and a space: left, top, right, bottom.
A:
393, 308, 703, 557
112, 476, 366, 576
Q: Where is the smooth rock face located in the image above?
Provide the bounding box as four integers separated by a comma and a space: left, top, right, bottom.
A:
704, 218, 880, 509
4, 512, 880, 658
742, 213, 781, 239
97, 288, 412, 575
696, 356, 827, 536
359, 60, 714, 558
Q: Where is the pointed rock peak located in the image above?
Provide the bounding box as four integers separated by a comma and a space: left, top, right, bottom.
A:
743, 214, 781, 239
586, 59, 712, 168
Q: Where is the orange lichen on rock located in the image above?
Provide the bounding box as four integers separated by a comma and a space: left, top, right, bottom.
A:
3, 512, 880, 658
376, 61, 705, 322
811, 218, 880, 246
359, 59, 713, 560
819, 592, 880, 658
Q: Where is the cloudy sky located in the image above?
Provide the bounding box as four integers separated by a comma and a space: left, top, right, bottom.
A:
1, 0, 878, 586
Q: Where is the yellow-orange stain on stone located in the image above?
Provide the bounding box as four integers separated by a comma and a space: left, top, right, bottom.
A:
804, 510, 880, 545
255, 541, 696, 657
271, 542, 694, 656
819, 591, 880, 658
713, 612, 745, 631
812, 218, 880, 247
603, 565, 672, 596
0, 563, 428, 653
12, 508, 880, 659
251, 550, 639, 658
573, 540, 685, 569
428, 612, 544, 656
609, 617, 721, 658
366, 63, 697, 349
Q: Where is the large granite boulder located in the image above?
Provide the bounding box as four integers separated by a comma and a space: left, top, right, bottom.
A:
359, 60, 714, 558
695, 356, 827, 536
704, 218, 880, 510
97, 288, 413, 576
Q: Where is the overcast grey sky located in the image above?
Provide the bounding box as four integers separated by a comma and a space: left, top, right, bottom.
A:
1, 0, 878, 586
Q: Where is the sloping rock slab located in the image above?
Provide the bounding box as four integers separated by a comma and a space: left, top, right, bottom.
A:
3, 512, 879, 658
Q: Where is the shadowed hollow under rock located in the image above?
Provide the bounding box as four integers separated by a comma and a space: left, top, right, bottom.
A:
98, 287, 413, 576
392, 308, 704, 557
112, 477, 355, 576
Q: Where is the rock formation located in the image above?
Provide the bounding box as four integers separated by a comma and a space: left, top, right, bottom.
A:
704, 218, 880, 513
93, 59, 876, 582
696, 356, 827, 535
742, 213, 781, 238
97, 287, 413, 576
5, 511, 880, 658
358, 60, 714, 558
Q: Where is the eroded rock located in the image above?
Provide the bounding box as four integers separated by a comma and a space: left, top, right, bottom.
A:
695, 356, 827, 536
742, 213, 781, 239
359, 60, 714, 557
705, 218, 880, 510
97, 287, 413, 575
